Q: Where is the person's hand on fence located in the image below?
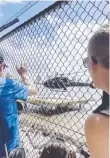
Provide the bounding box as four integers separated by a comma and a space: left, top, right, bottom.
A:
16, 63, 37, 95
16, 63, 30, 85
16, 63, 28, 77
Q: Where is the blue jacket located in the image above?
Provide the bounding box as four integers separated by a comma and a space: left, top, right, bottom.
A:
0, 77, 28, 157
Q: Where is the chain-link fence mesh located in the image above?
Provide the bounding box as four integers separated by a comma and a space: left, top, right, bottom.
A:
0, 1, 109, 157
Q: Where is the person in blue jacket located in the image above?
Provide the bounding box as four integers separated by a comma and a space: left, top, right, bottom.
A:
0, 52, 37, 158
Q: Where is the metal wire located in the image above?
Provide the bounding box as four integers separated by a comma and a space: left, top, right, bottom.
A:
0, 1, 109, 158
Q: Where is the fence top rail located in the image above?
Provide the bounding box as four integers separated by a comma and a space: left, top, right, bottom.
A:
0, 1, 67, 42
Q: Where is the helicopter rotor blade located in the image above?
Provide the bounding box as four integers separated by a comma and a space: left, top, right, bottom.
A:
55, 71, 83, 77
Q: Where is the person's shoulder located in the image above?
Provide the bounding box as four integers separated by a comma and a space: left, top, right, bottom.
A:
6, 78, 18, 86
0, 77, 19, 87
0, 78, 17, 98
0, 77, 12, 84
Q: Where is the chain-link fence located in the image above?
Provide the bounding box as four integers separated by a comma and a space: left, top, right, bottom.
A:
0, 1, 109, 157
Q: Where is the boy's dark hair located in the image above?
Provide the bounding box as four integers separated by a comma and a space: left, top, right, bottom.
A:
40, 141, 70, 158
88, 24, 109, 68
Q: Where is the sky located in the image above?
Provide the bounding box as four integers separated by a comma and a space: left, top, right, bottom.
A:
0, 0, 56, 36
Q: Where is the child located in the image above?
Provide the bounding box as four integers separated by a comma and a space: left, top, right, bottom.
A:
40, 140, 76, 158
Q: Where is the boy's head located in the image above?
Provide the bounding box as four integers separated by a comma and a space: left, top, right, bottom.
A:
40, 141, 76, 158
84, 24, 109, 93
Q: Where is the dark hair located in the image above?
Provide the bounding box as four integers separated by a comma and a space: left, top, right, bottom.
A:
88, 24, 109, 68
40, 141, 70, 158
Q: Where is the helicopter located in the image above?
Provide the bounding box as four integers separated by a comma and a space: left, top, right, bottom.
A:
43, 72, 94, 91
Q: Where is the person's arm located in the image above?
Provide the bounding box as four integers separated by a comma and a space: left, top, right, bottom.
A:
20, 74, 37, 96
16, 64, 37, 96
